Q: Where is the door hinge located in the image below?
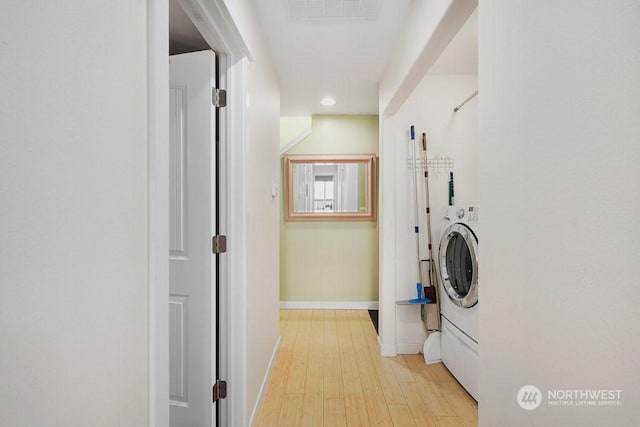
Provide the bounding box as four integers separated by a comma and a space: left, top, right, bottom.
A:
213, 380, 227, 402
212, 88, 227, 108
212, 235, 227, 254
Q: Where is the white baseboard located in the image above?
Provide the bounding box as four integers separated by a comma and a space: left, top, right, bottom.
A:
249, 336, 281, 427
378, 336, 397, 357
396, 342, 424, 355
279, 301, 379, 310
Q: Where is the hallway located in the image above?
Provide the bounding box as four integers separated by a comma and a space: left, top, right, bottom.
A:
255, 310, 477, 426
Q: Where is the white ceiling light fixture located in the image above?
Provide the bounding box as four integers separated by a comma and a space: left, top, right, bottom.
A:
320, 96, 336, 107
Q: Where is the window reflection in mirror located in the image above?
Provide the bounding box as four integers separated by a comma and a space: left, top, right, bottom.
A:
284, 155, 376, 221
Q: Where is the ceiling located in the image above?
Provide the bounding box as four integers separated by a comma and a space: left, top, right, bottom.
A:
251, 0, 412, 115
429, 8, 477, 75
169, 0, 209, 55
169, 1, 478, 115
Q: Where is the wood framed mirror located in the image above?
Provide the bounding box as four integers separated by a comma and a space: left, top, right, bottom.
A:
284, 154, 377, 221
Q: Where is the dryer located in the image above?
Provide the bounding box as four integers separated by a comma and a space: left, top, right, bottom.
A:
437, 205, 479, 400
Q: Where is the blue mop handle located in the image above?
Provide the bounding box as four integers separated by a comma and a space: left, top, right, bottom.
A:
416, 283, 422, 299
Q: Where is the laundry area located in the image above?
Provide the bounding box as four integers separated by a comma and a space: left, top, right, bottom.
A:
379, 4, 479, 395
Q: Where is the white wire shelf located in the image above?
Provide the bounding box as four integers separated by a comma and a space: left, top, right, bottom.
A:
407, 156, 454, 172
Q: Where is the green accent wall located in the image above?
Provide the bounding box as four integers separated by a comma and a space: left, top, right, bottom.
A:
280, 115, 379, 302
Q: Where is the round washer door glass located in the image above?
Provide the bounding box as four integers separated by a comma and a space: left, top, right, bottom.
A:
438, 223, 478, 308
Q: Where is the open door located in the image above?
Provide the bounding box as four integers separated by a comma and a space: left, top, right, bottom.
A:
169, 50, 217, 427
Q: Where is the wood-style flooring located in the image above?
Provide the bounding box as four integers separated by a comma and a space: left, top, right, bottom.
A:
254, 309, 478, 426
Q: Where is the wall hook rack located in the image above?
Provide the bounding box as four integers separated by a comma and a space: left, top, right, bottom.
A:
407, 156, 454, 173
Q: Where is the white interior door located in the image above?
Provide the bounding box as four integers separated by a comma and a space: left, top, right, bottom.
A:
169, 50, 217, 427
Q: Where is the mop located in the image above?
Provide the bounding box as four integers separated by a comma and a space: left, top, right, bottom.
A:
407, 125, 431, 305
421, 131, 443, 363
421, 132, 441, 331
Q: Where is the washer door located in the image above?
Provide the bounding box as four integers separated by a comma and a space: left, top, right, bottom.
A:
438, 223, 478, 308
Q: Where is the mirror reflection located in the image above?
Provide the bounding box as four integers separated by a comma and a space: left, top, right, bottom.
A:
292, 162, 368, 213
284, 154, 376, 221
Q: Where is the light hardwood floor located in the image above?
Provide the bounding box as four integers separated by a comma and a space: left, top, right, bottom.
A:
254, 309, 478, 426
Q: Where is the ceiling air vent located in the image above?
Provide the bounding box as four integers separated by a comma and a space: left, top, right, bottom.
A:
287, 0, 379, 21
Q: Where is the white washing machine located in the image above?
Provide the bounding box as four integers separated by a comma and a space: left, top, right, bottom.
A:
437, 205, 479, 400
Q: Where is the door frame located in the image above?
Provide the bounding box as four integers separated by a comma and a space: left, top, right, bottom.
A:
147, 1, 250, 426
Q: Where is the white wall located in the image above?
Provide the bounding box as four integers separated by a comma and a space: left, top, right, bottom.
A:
0, 2, 149, 426
479, 1, 640, 425
224, 1, 282, 425
384, 75, 478, 354
245, 53, 281, 424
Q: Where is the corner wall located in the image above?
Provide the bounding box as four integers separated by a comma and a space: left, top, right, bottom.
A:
479, 1, 640, 425
224, 1, 282, 424
245, 54, 281, 424
0, 2, 149, 426
281, 115, 379, 305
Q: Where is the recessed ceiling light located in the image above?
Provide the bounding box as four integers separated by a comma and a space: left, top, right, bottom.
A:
320, 97, 336, 106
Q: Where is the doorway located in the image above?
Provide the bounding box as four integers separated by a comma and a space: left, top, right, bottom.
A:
149, 1, 242, 426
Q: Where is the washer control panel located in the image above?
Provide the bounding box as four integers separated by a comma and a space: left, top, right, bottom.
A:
444, 205, 479, 222
467, 206, 479, 221
447, 206, 479, 222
